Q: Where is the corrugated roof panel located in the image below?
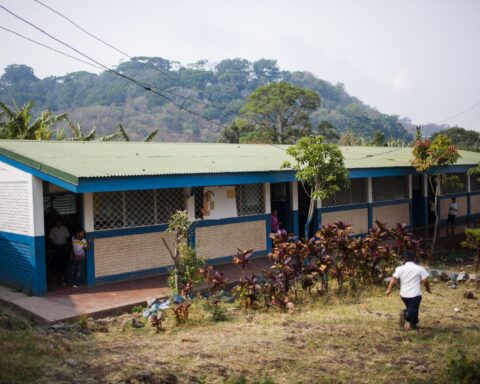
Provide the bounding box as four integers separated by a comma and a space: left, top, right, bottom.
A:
0, 141, 479, 184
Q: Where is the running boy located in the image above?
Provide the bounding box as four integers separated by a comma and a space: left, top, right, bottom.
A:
386, 251, 431, 329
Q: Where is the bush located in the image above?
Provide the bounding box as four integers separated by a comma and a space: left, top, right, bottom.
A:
441, 350, 480, 384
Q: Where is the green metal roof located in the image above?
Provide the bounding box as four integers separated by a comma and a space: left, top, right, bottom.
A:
1, 140, 480, 185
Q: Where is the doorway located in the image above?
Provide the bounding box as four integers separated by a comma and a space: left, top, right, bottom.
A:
411, 175, 425, 229
270, 182, 292, 232
43, 182, 83, 291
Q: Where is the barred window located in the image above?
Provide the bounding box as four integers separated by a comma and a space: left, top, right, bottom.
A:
442, 173, 467, 195
93, 188, 185, 230
44, 193, 77, 215
322, 178, 367, 207
236, 184, 265, 216
373, 176, 408, 202
194, 187, 204, 219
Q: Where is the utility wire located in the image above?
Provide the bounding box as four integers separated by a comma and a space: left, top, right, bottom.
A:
0, 3, 227, 129
437, 100, 480, 124
32, 0, 225, 110
0, 25, 105, 71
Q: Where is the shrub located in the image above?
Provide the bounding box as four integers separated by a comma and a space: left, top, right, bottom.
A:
441, 350, 480, 384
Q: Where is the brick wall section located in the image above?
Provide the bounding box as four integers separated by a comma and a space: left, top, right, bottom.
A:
0, 181, 30, 234
322, 208, 368, 234
94, 231, 176, 277
373, 203, 410, 227
0, 235, 32, 290
470, 195, 480, 215
195, 220, 266, 260
440, 196, 467, 219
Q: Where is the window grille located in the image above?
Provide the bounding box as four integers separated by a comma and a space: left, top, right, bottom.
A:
236, 184, 265, 216
156, 188, 185, 223
323, 178, 367, 207
93, 188, 185, 230
44, 193, 77, 215
441, 173, 467, 195
373, 176, 408, 202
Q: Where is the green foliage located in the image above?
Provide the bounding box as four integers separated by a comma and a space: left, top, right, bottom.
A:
0, 101, 67, 140
461, 228, 480, 271
233, 81, 320, 144
412, 134, 460, 172
441, 350, 480, 384
0, 59, 413, 142
317, 120, 339, 143
283, 136, 349, 200
431, 126, 480, 152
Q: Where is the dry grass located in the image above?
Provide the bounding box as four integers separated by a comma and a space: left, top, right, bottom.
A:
1, 281, 479, 384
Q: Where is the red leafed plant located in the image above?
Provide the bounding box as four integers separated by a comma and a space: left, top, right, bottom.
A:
171, 302, 191, 325
200, 265, 229, 294
233, 248, 254, 278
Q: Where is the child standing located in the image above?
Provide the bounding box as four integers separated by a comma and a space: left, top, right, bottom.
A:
71, 228, 89, 288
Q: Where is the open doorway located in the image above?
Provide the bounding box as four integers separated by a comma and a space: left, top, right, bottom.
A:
411, 175, 426, 229
43, 182, 83, 291
270, 182, 292, 233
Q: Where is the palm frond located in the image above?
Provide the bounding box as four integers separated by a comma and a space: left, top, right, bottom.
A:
117, 123, 130, 141
143, 129, 159, 142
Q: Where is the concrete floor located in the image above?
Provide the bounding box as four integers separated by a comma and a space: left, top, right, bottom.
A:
0, 257, 271, 323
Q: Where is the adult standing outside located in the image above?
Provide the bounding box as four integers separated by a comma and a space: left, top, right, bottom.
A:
386, 251, 431, 330
446, 197, 458, 235
48, 217, 70, 284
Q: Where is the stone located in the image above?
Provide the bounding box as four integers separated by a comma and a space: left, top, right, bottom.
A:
463, 291, 475, 299
453, 307, 461, 313
448, 283, 458, 289
64, 358, 79, 367
286, 301, 295, 314
457, 272, 469, 282
439, 272, 450, 282
131, 318, 145, 328
450, 272, 459, 283
429, 270, 439, 278
50, 322, 66, 330
414, 365, 428, 373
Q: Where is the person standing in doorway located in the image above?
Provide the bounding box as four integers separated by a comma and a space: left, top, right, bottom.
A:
446, 197, 458, 235
48, 218, 70, 284
71, 228, 89, 288
271, 209, 280, 233
386, 251, 431, 330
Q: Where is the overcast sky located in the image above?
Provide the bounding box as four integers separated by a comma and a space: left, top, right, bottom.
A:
1, 0, 480, 129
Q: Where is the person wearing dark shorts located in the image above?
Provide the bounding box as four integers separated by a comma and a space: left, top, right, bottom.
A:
446, 197, 457, 235
48, 218, 70, 284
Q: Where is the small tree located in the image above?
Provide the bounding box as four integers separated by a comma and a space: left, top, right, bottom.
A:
282, 136, 349, 238
461, 228, 480, 272
162, 210, 203, 294
411, 133, 460, 253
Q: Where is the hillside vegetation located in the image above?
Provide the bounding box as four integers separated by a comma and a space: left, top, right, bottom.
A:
0, 59, 415, 142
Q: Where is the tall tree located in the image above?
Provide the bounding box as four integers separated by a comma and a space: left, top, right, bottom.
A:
431, 126, 480, 152
282, 136, 349, 238
411, 133, 460, 253
0, 101, 66, 140
222, 81, 320, 144
317, 120, 339, 143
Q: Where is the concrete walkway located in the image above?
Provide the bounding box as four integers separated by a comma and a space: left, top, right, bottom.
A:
0, 258, 271, 324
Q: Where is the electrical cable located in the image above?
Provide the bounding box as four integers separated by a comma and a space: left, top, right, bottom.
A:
0, 3, 227, 129
32, 0, 225, 110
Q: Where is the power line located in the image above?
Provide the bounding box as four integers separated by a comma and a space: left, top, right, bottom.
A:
437, 100, 480, 124
32, 0, 225, 110
0, 25, 105, 71
0, 3, 227, 129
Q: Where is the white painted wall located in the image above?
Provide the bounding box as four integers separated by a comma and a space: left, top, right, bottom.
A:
83, 192, 94, 232
0, 160, 44, 236
201, 185, 237, 220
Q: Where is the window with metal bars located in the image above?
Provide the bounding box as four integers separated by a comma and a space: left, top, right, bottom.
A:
236, 184, 265, 216
322, 178, 367, 207
93, 188, 185, 230
372, 176, 408, 202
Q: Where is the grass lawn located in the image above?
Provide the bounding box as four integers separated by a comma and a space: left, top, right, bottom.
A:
1, 282, 479, 384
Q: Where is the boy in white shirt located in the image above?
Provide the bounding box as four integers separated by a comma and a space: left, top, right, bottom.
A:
386, 251, 431, 329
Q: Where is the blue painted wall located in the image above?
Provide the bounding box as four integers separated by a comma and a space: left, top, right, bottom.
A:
0, 231, 46, 295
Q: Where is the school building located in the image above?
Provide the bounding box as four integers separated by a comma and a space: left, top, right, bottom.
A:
1, 140, 480, 296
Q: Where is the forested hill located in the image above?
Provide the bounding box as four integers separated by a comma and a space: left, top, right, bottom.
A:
0, 58, 413, 142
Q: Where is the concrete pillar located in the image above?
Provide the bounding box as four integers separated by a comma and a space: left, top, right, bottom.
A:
264, 183, 271, 214
290, 181, 299, 236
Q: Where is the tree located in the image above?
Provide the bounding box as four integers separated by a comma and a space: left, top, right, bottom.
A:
411, 133, 460, 253
114, 123, 159, 142
317, 120, 339, 143
282, 136, 349, 238
229, 81, 321, 144
371, 130, 386, 146
0, 101, 66, 140
431, 126, 480, 152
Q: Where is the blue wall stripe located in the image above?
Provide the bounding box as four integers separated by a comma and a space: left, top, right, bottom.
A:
292, 210, 299, 236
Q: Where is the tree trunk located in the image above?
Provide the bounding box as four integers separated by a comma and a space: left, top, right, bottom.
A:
304, 197, 316, 239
